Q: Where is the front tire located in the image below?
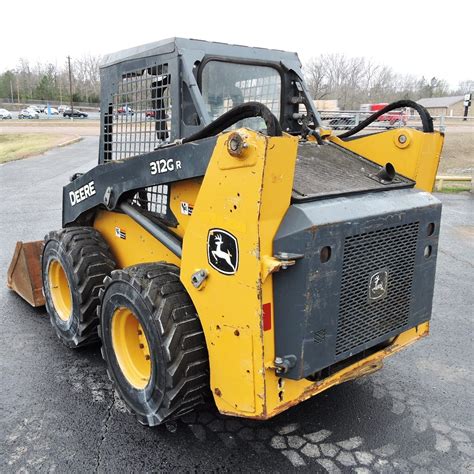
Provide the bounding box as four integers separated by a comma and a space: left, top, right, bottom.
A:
42, 227, 116, 348
98, 263, 209, 426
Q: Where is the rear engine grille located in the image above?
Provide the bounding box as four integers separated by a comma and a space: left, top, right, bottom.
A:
336, 222, 419, 356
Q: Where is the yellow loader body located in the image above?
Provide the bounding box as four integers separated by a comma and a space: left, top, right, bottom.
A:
89, 127, 443, 419
6, 38, 445, 425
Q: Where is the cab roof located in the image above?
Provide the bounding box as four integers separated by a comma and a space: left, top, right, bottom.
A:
100, 37, 301, 69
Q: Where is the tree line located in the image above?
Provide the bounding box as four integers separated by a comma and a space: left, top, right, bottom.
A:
305, 53, 473, 110
0, 53, 472, 108
0, 55, 101, 104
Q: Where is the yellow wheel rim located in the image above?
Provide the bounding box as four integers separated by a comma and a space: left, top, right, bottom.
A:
48, 259, 72, 322
111, 307, 151, 389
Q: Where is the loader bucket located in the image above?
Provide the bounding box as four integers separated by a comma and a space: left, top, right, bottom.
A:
7, 241, 45, 307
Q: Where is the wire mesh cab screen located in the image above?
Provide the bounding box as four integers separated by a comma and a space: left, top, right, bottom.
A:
102, 64, 173, 219
200, 61, 281, 131
104, 63, 171, 162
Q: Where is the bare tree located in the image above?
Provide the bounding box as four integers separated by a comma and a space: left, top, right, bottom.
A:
304, 53, 456, 109
455, 79, 474, 94
73, 54, 101, 102
305, 54, 398, 109
0, 55, 102, 104
305, 58, 328, 100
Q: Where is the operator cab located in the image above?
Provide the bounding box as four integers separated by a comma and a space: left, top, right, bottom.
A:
99, 37, 319, 163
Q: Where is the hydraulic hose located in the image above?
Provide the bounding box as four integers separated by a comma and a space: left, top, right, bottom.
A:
338, 100, 434, 140
182, 102, 282, 144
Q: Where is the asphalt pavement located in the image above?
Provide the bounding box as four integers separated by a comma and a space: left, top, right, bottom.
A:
0, 138, 473, 473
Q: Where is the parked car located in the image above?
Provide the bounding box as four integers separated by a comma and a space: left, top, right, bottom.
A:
58, 105, 68, 113
18, 109, 39, 119
27, 106, 41, 115
117, 105, 134, 116
27, 105, 42, 114
45, 107, 59, 115
0, 108, 12, 119
63, 109, 88, 118
146, 110, 171, 120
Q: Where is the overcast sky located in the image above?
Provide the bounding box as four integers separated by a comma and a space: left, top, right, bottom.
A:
2, 0, 473, 87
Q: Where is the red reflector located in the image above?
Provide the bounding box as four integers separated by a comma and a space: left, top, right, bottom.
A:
263, 303, 272, 331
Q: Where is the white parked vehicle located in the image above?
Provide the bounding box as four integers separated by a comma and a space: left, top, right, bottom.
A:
19, 108, 39, 119
27, 105, 41, 114
45, 107, 59, 115
0, 108, 12, 119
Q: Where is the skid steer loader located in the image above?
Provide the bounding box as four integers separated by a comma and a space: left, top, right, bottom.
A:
7, 38, 444, 425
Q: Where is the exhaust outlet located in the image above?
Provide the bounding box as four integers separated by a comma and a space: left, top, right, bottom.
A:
375, 162, 396, 184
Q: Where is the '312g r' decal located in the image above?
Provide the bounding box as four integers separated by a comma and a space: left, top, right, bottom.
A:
150, 159, 182, 175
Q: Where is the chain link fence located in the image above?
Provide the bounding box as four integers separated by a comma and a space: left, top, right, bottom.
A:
318, 109, 474, 133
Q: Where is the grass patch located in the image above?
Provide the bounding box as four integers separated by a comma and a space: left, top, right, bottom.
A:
0, 133, 78, 163
439, 131, 474, 175
437, 185, 471, 193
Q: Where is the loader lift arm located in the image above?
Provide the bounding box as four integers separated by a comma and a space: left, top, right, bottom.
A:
63, 102, 283, 227
62, 137, 216, 227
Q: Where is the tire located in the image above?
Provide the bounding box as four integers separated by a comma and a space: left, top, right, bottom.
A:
98, 263, 209, 426
42, 227, 116, 348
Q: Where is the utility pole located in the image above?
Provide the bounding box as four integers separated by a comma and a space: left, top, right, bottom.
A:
67, 56, 74, 117
10, 80, 14, 104
16, 77, 20, 103
463, 93, 471, 121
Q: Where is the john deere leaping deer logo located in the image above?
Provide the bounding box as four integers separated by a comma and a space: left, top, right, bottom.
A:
368, 269, 388, 300
207, 229, 239, 275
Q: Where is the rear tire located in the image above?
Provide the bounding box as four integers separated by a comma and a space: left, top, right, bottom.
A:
42, 227, 116, 348
98, 263, 209, 426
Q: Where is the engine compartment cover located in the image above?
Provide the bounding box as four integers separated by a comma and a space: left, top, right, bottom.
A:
292, 141, 413, 201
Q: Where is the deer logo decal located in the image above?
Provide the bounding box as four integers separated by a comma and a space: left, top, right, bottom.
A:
368, 269, 388, 300
207, 229, 239, 275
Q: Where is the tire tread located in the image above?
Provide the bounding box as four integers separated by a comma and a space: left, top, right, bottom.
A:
99, 263, 209, 426
43, 227, 115, 348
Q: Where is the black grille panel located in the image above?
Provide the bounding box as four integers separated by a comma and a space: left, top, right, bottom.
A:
335, 222, 419, 356
132, 185, 169, 217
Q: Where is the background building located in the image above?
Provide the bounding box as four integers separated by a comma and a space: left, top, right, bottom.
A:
417, 95, 473, 117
